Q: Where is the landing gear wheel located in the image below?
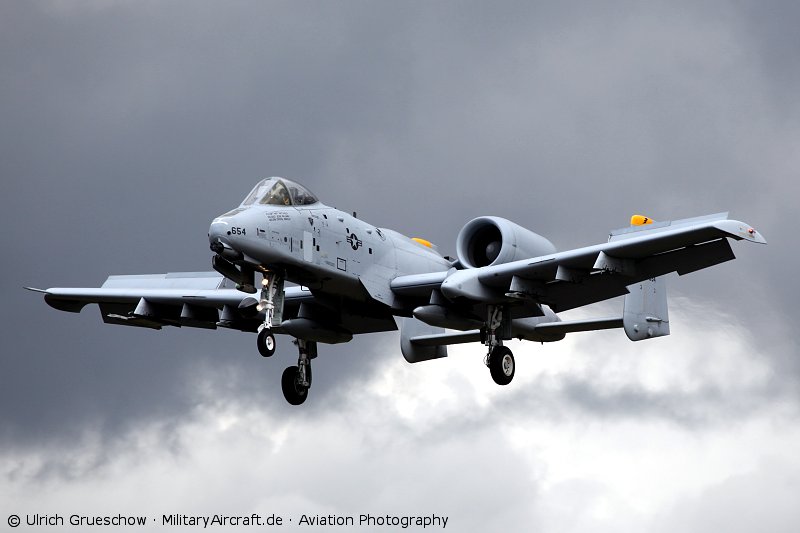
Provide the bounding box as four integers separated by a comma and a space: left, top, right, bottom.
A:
489, 345, 515, 386
281, 366, 309, 405
257, 328, 276, 358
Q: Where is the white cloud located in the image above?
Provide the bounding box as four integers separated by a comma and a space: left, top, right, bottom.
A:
3, 302, 797, 532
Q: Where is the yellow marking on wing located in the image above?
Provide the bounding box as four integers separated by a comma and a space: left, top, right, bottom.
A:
630, 215, 654, 226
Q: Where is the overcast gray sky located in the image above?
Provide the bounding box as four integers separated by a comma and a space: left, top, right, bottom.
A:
2, 1, 798, 531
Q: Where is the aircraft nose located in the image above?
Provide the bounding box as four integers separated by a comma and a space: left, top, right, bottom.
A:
209, 211, 259, 262
208, 218, 229, 249
208, 216, 243, 260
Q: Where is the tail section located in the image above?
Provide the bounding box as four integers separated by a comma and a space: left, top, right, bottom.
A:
623, 276, 670, 341
397, 317, 448, 363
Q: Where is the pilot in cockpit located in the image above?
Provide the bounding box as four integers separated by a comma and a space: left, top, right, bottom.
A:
261, 182, 291, 206
275, 187, 290, 205
243, 177, 319, 208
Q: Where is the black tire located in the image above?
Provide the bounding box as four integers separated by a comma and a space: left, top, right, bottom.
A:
257, 328, 276, 357
489, 346, 515, 386
281, 366, 309, 405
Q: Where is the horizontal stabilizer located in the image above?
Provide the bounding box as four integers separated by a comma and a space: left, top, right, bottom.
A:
410, 330, 481, 347
533, 316, 623, 335
410, 316, 625, 347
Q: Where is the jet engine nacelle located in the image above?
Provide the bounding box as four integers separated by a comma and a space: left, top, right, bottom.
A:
456, 216, 557, 268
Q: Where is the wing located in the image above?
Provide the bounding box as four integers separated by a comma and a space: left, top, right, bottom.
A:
28, 272, 314, 332
392, 213, 766, 314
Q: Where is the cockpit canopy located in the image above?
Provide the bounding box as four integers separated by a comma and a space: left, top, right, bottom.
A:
241, 177, 319, 207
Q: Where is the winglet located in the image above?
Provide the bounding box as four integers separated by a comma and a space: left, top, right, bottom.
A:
712, 220, 767, 244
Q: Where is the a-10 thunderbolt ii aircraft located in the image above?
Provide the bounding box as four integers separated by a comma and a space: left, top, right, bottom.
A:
29, 177, 766, 405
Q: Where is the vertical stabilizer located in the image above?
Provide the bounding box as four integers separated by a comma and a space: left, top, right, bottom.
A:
623, 277, 670, 341
397, 317, 448, 363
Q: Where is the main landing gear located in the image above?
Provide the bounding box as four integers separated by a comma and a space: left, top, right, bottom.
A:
487, 345, 515, 386
281, 339, 316, 406
256, 331, 317, 405
484, 305, 515, 386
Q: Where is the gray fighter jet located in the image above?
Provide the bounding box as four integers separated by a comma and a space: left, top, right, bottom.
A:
28, 177, 766, 405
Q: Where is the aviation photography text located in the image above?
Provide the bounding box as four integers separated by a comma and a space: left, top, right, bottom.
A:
10, 512, 450, 530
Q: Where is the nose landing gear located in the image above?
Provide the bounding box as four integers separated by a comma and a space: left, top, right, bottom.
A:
257, 328, 276, 357
255, 271, 284, 357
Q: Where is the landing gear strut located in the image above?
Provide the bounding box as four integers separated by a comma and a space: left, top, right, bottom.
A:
255, 271, 283, 357
484, 305, 515, 386
281, 339, 316, 405
250, 269, 314, 405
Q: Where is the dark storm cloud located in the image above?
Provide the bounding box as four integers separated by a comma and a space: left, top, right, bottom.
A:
0, 0, 425, 445
1, 0, 797, 464
740, 0, 800, 116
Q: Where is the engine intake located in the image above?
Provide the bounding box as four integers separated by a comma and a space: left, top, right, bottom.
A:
456, 216, 556, 268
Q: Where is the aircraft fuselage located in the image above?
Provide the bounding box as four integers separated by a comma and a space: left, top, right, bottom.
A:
209, 202, 450, 307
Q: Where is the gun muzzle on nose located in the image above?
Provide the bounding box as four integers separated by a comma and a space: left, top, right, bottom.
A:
208, 219, 243, 261
209, 239, 243, 261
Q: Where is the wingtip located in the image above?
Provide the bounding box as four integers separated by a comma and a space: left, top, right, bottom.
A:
23, 286, 48, 293
740, 225, 767, 244
713, 220, 767, 244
